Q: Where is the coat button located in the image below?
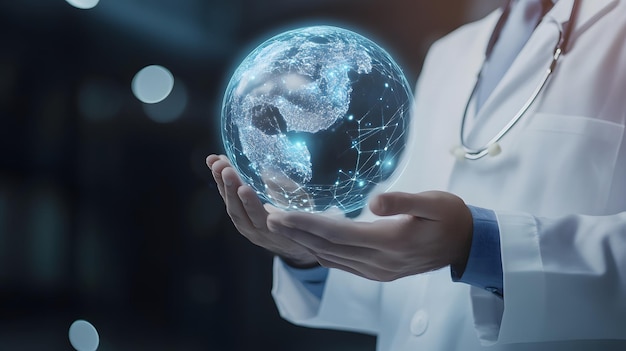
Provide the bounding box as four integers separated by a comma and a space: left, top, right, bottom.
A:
410, 310, 429, 336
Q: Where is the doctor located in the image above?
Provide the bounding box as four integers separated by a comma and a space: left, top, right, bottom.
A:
207, 0, 626, 349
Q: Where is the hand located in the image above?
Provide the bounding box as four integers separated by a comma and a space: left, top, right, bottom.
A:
266, 191, 473, 281
206, 154, 318, 267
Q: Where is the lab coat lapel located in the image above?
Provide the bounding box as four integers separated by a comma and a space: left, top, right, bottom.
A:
425, 11, 499, 188
395, 10, 501, 194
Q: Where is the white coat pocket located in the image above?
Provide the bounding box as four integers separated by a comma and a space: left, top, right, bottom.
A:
515, 113, 624, 216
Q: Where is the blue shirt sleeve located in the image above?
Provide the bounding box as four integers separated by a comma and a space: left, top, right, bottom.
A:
451, 205, 504, 297
281, 260, 329, 299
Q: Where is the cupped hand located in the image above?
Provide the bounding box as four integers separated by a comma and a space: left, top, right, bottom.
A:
266, 191, 473, 281
206, 154, 318, 267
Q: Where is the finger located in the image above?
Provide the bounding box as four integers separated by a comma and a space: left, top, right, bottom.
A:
369, 191, 451, 220
211, 173, 225, 199
238, 185, 269, 230
217, 154, 232, 170
314, 249, 394, 275
210, 159, 233, 198
315, 256, 366, 279
318, 206, 346, 219
267, 216, 339, 250
264, 203, 282, 214
268, 212, 381, 251
283, 224, 377, 260
209, 158, 232, 175
206, 154, 221, 170
209, 160, 227, 186
273, 225, 377, 264
222, 167, 255, 230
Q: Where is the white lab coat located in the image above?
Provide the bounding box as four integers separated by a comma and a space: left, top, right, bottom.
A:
271, 0, 626, 349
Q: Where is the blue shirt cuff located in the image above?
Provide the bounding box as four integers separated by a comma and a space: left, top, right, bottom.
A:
451, 205, 503, 297
281, 259, 329, 299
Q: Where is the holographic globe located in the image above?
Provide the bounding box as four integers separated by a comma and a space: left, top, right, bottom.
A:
221, 25, 413, 214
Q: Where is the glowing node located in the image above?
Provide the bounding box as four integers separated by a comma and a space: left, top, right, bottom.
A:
65, 0, 99, 9
132, 65, 174, 104
69, 320, 99, 351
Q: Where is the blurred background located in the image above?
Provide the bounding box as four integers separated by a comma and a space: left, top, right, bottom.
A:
0, 0, 503, 350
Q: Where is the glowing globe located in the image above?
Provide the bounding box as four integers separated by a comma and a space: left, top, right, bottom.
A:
221, 25, 412, 214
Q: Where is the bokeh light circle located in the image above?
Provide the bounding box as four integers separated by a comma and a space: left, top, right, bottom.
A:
143, 79, 188, 123
69, 319, 100, 351
132, 65, 175, 104
221, 25, 413, 214
65, 0, 100, 10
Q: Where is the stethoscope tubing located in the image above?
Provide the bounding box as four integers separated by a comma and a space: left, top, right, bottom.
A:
456, 0, 580, 161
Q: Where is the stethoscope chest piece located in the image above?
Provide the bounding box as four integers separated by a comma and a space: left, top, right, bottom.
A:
451, 142, 502, 161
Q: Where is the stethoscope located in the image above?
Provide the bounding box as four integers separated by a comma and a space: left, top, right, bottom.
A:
453, 0, 581, 161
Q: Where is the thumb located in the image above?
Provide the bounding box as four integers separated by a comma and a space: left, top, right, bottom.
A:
369, 191, 458, 220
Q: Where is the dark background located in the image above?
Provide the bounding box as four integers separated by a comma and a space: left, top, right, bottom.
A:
0, 0, 502, 350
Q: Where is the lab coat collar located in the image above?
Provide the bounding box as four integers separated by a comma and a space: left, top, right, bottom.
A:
546, 0, 617, 34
